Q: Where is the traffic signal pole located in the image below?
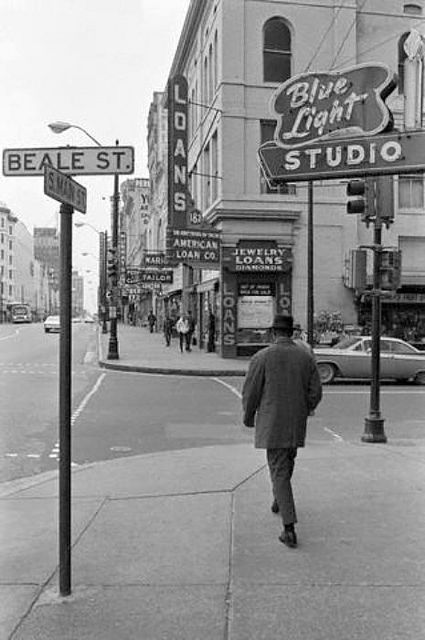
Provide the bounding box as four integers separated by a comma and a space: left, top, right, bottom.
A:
362, 202, 387, 443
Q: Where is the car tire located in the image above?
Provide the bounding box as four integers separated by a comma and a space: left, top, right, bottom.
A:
317, 362, 336, 384
414, 371, 425, 385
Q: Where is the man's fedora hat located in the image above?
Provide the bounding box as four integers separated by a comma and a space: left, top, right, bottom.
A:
271, 314, 294, 331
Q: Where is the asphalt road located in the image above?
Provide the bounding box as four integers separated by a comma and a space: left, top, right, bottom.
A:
0, 321, 99, 482
1, 324, 424, 484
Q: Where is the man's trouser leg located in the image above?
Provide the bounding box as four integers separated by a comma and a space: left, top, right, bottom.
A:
267, 448, 298, 525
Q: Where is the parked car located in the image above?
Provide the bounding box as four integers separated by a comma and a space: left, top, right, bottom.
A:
314, 336, 425, 384
44, 315, 60, 333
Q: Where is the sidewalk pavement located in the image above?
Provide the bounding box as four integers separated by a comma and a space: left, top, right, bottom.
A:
1, 324, 425, 639
98, 323, 249, 376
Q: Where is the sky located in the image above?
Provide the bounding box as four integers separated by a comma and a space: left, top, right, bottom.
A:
0, 0, 191, 311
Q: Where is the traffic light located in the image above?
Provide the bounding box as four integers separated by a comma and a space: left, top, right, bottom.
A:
375, 176, 395, 228
380, 249, 402, 291
346, 178, 376, 225
107, 247, 118, 279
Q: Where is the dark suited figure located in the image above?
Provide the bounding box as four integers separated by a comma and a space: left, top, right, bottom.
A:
186, 310, 196, 351
207, 311, 216, 352
163, 314, 174, 347
242, 314, 322, 548
147, 310, 156, 333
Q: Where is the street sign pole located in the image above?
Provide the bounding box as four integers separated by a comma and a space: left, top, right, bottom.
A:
59, 202, 73, 595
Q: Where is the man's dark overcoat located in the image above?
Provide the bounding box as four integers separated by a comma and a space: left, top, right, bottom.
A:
242, 337, 322, 449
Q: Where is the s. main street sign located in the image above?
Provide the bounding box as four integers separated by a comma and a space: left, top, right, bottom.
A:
44, 165, 87, 213
258, 129, 425, 183
3, 146, 134, 176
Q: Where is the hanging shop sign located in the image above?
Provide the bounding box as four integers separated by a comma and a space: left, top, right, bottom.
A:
258, 129, 425, 182
166, 228, 221, 266
222, 241, 292, 272
258, 62, 401, 182
119, 231, 127, 287
272, 63, 396, 149
125, 268, 173, 285
143, 252, 167, 267
167, 75, 188, 229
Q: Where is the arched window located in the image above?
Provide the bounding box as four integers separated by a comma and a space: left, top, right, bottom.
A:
398, 32, 409, 94
404, 3, 422, 15
263, 17, 291, 83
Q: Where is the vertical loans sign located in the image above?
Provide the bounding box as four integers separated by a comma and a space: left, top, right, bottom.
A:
167, 75, 188, 229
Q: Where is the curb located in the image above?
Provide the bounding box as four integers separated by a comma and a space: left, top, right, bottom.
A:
99, 360, 247, 377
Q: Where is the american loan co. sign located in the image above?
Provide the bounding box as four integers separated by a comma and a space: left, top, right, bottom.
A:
166, 228, 220, 266
258, 63, 404, 182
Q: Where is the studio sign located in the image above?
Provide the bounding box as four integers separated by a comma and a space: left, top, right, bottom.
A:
272, 63, 396, 148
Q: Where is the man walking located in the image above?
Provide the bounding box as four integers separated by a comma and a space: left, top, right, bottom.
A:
242, 314, 322, 548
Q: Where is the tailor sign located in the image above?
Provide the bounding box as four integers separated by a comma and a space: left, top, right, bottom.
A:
126, 268, 173, 285
258, 62, 402, 182
44, 165, 87, 213
3, 146, 134, 176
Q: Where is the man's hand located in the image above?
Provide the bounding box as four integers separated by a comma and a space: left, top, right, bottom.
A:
243, 417, 255, 428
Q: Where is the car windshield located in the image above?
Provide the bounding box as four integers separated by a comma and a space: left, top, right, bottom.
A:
332, 336, 360, 349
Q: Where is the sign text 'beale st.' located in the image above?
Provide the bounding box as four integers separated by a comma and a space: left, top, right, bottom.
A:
3, 146, 134, 176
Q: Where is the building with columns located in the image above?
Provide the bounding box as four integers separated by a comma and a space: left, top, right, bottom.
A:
146, 0, 425, 356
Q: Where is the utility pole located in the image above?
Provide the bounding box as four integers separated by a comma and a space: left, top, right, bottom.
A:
107, 141, 120, 359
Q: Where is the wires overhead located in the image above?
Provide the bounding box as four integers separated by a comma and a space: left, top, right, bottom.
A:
330, 0, 369, 70
304, 0, 349, 72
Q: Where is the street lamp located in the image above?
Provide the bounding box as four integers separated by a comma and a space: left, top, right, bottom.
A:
49, 121, 119, 358
48, 121, 102, 146
75, 221, 101, 234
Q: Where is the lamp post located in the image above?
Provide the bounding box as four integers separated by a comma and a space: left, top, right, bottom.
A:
49, 121, 119, 355
75, 222, 108, 333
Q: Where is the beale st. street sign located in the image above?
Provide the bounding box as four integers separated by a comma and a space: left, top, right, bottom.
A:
3, 146, 134, 176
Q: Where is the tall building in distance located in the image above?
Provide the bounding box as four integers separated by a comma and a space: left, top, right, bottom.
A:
34, 227, 60, 314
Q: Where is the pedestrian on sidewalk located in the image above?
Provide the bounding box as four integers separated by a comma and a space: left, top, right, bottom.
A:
176, 314, 190, 353
186, 310, 196, 351
163, 314, 174, 347
242, 314, 322, 549
147, 310, 156, 333
207, 310, 216, 352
